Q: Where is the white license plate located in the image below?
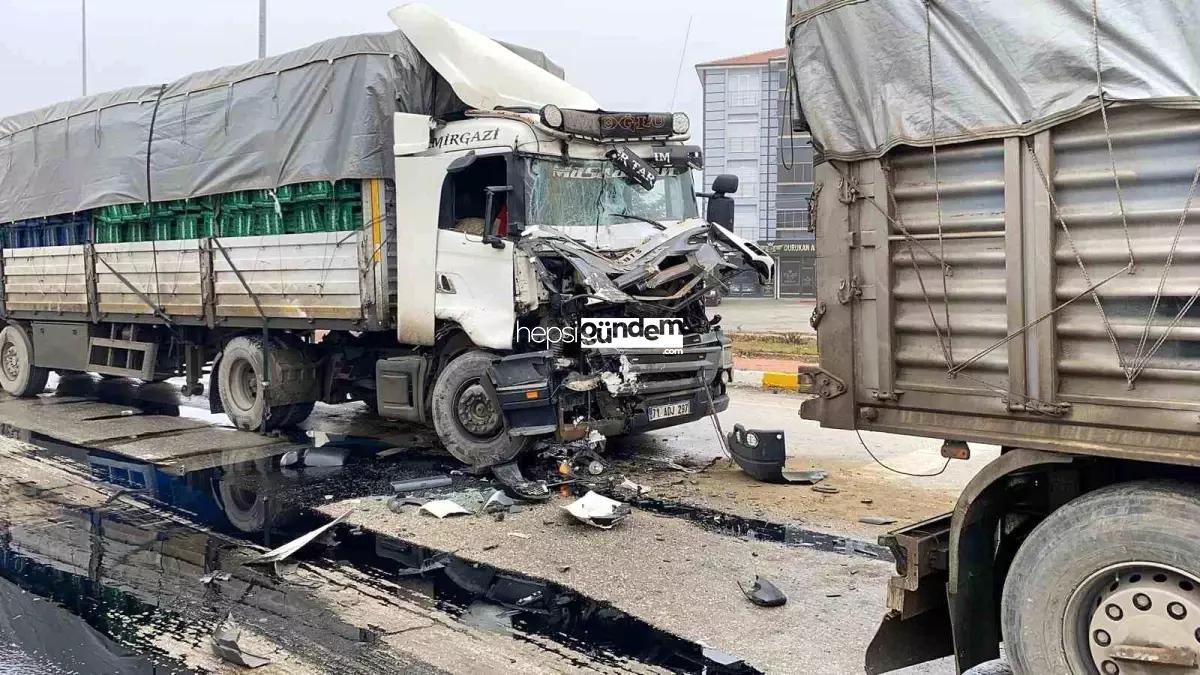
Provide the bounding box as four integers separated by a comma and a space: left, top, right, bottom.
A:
648, 401, 691, 421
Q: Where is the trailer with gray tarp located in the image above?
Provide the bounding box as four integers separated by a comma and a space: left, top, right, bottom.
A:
787, 0, 1200, 673
0, 4, 767, 477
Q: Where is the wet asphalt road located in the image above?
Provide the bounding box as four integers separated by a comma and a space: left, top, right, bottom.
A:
0, 375, 967, 674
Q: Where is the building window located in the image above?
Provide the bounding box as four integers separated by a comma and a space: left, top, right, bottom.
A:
728, 72, 759, 107
777, 209, 810, 236
731, 166, 757, 196
727, 121, 758, 154
779, 142, 814, 183
779, 161, 813, 183
734, 204, 758, 241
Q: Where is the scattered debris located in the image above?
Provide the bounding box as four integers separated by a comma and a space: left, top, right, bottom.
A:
280, 446, 351, 469
662, 457, 721, 475
861, 498, 874, 505
387, 495, 429, 514
394, 554, 449, 577
484, 490, 516, 513
701, 646, 746, 668
461, 601, 515, 633
507, 532, 531, 539
492, 461, 551, 502
562, 491, 631, 529
781, 469, 827, 485
482, 544, 500, 551
199, 571, 232, 585
826, 592, 843, 598
391, 476, 453, 493
210, 620, 273, 668
738, 576, 788, 607
272, 561, 301, 579
559, 565, 571, 573
727, 425, 826, 485
420, 499, 472, 519
859, 516, 897, 526
247, 511, 351, 565
812, 485, 841, 494
613, 477, 651, 499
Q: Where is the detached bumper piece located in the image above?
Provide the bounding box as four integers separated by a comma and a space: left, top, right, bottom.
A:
726, 425, 824, 485
486, 351, 556, 437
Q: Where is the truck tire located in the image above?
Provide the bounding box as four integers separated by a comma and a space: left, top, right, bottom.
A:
1001, 480, 1200, 675
217, 336, 314, 431
0, 324, 49, 397
430, 350, 529, 470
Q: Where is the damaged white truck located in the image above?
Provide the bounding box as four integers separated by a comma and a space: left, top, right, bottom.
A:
0, 4, 770, 471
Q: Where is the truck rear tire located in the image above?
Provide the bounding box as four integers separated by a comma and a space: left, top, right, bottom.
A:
217, 336, 314, 431
430, 350, 529, 470
0, 324, 49, 397
1001, 480, 1200, 675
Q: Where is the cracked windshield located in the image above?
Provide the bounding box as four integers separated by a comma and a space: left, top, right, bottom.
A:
526, 158, 698, 228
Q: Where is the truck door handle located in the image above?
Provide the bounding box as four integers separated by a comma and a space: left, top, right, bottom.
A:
437, 274, 456, 294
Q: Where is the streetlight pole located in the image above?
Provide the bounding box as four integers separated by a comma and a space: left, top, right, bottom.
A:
81, 0, 88, 96
258, 0, 267, 58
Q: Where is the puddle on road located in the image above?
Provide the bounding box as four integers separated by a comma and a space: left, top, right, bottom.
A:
0, 547, 199, 675
629, 496, 891, 560
1, 420, 760, 674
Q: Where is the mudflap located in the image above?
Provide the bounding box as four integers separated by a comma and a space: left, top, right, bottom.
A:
864, 607, 954, 674
209, 352, 224, 414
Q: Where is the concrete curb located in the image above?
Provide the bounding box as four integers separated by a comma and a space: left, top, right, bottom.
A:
729, 369, 801, 392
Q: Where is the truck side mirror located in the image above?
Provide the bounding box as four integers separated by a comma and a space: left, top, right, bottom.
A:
482, 185, 512, 249
701, 174, 738, 230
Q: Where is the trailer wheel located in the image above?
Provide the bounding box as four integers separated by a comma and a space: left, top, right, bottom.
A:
0, 324, 49, 397
1001, 480, 1200, 675
217, 336, 313, 431
430, 350, 529, 469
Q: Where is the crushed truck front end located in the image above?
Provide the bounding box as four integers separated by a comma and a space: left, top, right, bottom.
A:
417, 107, 771, 462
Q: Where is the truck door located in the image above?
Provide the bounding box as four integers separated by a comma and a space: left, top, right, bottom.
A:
434, 153, 517, 351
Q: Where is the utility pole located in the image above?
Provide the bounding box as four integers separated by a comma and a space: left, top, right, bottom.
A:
258, 0, 267, 58
81, 0, 88, 96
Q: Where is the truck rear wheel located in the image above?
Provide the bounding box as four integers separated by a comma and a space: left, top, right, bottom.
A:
1001, 480, 1200, 675
0, 324, 49, 397
217, 336, 314, 431
431, 350, 529, 470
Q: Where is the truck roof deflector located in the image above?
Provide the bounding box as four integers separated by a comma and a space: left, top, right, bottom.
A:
388, 3, 600, 111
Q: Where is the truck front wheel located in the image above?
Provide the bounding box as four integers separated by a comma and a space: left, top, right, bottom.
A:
0, 324, 49, 397
431, 350, 528, 470
217, 337, 315, 431
1001, 480, 1200, 674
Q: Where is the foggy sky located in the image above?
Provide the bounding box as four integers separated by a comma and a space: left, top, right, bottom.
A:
0, 0, 787, 143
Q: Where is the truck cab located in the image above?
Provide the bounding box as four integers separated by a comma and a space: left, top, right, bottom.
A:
384, 105, 772, 469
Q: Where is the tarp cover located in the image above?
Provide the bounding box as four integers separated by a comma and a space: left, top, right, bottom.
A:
787, 0, 1200, 161
0, 28, 562, 224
